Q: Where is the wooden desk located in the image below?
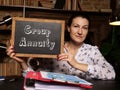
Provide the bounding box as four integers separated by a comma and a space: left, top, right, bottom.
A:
0, 77, 120, 90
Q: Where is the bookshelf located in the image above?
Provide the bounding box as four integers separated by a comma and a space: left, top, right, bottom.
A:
0, 0, 114, 76
0, 29, 21, 76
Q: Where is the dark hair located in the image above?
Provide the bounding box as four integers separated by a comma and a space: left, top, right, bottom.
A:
67, 13, 90, 27
65, 13, 91, 42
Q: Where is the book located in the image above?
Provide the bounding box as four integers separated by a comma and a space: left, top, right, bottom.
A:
64, 0, 71, 10
71, 0, 77, 11
40, 71, 92, 86
24, 71, 93, 90
35, 80, 82, 90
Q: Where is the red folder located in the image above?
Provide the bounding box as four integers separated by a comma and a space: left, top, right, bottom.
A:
24, 71, 93, 90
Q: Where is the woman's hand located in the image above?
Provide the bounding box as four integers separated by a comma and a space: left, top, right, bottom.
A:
57, 45, 88, 72
6, 45, 25, 63
57, 46, 77, 67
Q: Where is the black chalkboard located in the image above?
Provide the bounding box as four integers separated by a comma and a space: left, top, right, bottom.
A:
11, 17, 65, 58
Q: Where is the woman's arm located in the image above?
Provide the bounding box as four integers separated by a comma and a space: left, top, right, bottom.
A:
57, 52, 88, 72
57, 45, 88, 72
57, 46, 116, 80
6, 45, 28, 71
86, 47, 116, 80
6, 45, 34, 77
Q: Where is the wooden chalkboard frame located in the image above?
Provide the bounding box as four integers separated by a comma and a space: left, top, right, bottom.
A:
11, 17, 65, 58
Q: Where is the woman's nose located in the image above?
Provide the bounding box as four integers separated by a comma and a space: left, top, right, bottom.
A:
78, 28, 82, 34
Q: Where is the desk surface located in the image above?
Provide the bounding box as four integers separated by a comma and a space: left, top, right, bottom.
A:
0, 77, 120, 90
89, 80, 120, 90
0, 77, 23, 90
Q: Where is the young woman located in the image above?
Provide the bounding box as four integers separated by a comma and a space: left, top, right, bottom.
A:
7, 14, 115, 80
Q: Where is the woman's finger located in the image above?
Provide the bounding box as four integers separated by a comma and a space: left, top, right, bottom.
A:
58, 53, 69, 61
6, 48, 14, 56
9, 52, 15, 58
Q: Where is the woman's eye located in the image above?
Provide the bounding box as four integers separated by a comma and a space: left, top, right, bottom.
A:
82, 26, 88, 30
72, 24, 88, 30
83, 27, 88, 30
73, 25, 79, 27
73, 25, 79, 28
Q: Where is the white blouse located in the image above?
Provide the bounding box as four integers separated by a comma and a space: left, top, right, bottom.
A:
23, 43, 116, 80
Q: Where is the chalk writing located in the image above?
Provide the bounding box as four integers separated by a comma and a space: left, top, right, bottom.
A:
19, 37, 55, 50
18, 24, 55, 50
24, 25, 51, 37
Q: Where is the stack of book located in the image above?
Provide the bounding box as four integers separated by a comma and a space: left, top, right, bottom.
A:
24, 71, 93, 90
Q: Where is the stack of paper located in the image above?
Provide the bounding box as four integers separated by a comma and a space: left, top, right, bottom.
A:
35, 81, 81, 90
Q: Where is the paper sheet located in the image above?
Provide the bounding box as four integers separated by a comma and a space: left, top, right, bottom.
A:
35, 81, 82, 90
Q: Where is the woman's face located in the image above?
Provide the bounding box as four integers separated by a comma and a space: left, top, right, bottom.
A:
68, 17, 89, 45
